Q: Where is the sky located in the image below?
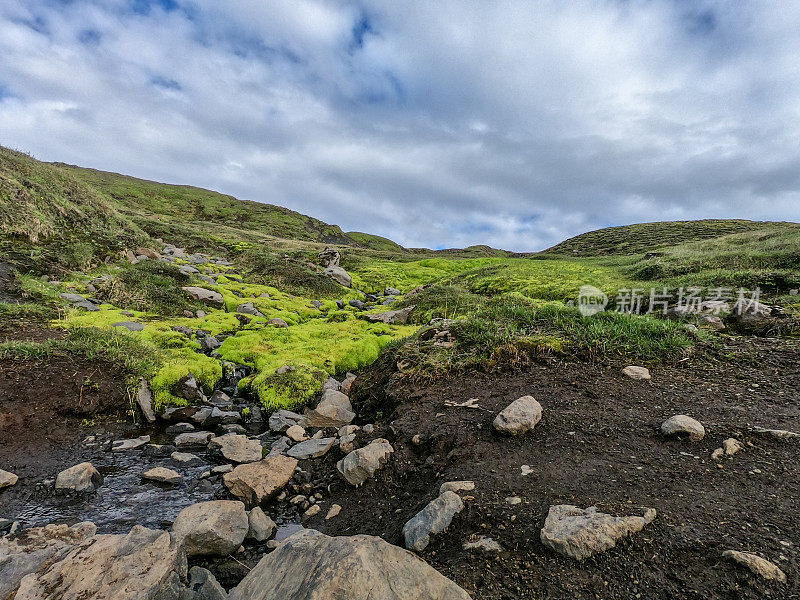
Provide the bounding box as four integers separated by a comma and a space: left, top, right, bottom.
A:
1, 1, 800, 252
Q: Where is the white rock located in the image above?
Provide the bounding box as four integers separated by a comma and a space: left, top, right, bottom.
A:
403, 491, 464, 551
463, 536, 502, 553
439, 481, 475, 495
723, 550, 786, 583
142, 467, 183, 485
0, 469, 18, 489
661, 415, 705, 441
622, 366, 651, 380
493, 396, 543, 435
336, 439, 394, 486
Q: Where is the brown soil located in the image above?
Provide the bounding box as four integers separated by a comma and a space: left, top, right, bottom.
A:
308, 336, 800, 599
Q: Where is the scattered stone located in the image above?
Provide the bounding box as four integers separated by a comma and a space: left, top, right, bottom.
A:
211, 407, 241, 424
166, 422, 195, 435
269, 410, 308, 433
661, 415, 705, 441
711, 448, 724, 460
723, 550, 786, 583
622, 365, 651, 380
209, 434, 264, 463
228, 529, 471, 600
237, 302, 264, 317
506, 496, 522, 505
223, 455, 298, 507
182, 286, 224, 306
55, 462, 103, 493
698, 314, 726, 330
247, 507, 276, 542
323, 265, 352, 287
303, 504, 321, 520
306, 389, 356, 428
440, 481, 475, 495
267, 318, 289, 327
136, 378, 156, 423
751, 426, 800, 440
326, 504, 342, 520
385, 287, 401, 296
172, 500, 249, 557
287, 437, 336, 460
286, 424, 307, 442
339, 433, 357, 454
493, 396, 543, 435
171, 451, 202, 466
463, 536, 502, 553
540, 504, 656, 560
403, 491, 465, 552
361, 422, 374, 434
175, 431, 215, 449
521, 465, 533, 476
0, 469, 19, 489
143, 467, 183, 485
337, 439, 394, 486
723, 437, 742, 456
112, 321, 145, 332
363, 306, 415, 324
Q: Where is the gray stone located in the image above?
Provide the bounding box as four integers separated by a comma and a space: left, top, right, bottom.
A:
227, 529, 471, 600
323, 265, 352, 287
622, 365, 651, 380
172, 451, 203, 466
338, 433, 357, 454
223, 455, 298, 507
74, 300, 100, 311
540, 504, 656, 560
175, 431, 215, 449
723, 550, 786, 583
166, 422, 196, 435
287, 437, 336, 460
237, 302, 263, 317
363, 306, 414, 324
246, 507, 276, 542
336, 439, 394, 486
186, 566, 229, 600
60, 292, 85, 303
209, 434, 264, 463
384, 287, 401, 296
493, 396, 543, 435
306, 389, 355, 428
348, 299, 365, 310
111, 435, 150, 451
403, 491, 464, 551
322, 377, 341, 391
182, 286, 224, 306
172, 500, 249, 557
661, 414, 705, 441
463, 536, 502, 553
143, 467, 183, 485
211, 407, 240, 424
267, 318, 289, 327
136, 378, 156, 423
0, 468, 18, 489
440, 481, 475, 495
112, 321, 145, 332
751, 426, 800, 440
317, 246, 340, 267
201, 335, 220, 352
55, 462, 103, 493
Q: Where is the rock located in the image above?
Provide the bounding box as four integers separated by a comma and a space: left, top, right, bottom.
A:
275, 365, 295, 375
287, 437, 336, 460
175, 431, 215, 449
173, 325, 194, 336
363, 306, 415, 324
317, 246, 340, 267
698, 314, 726, 330
135, 247, 162, 259
237, 302, 264, 317
493, 396, 543, 435
0, 468, 18, 489
339, 433, 357, 454
209, 390, 232, 406
723, 437, 742, 455
172, 500, 249, 557
440, 480, 475, 495
209, 434, 264, 463
182, 286, 224, 306
306, 389, 356, 428
186, 566, 228, 600
212, 464, 234, 475
540, 505, 657, 560
143, 444, 177, 458
180, 373, 207, 403
6, 525, 186, 599
322, 377, 341, 391
112, 434, 152, 451
286, 424, 308, 442
247, 507, 276, 542
340, 375, 356, 396
751, 426, 800, 440
143, 467, 183, 485
339, 424, 360, 436
74, 300, 101, 311
266, 436, 292, 457
112, 321, 145, 332
303, 504, 321, 520
166, 422, 196, 435
60, 292, 85, 303
348, 299, 365, 310
267, 318, 289, 327
463, 536, 502, 553
269, 410, 308, 432
337, 439, 394, 486
171, 451, 203, 466
55, 462, 103, 493
223, 455, 298, 507
228, 529, 471, 600
729, 301, 777, 330
661, 415, 705, 441
136, 378, 156, 423
323, 265, 352, 287
403, 491, 465, 551
622, 365, 651, 380
506, 496, 522, 505
326, 504, 342, 520
211, 407, 241, 424
722, 550, 786, 583
201, 335, 221, 352
384, 287, 401, 296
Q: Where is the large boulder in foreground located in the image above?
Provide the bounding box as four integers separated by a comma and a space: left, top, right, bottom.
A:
5, 524, 186, 599
540, 504, 656, 560
493, 396, 542, 435
228, 529, 471, 600
223, 455, 298, 507
172, 500, 249, 557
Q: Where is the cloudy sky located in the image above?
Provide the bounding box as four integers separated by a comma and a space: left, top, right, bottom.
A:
1, 1, 799, 251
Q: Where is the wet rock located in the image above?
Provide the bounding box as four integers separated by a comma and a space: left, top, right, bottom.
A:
540, 504, 656, 560
186, 566, 228, 600
175, 431, 215, 449
112, 321, 145, 332
0, 468, 18, 489
323, 265, 352, 288
440, 481, 475, 495
661, 415, 705, 441
403, 491, 464, 552
363, 306, 415, 324
306, 389, 355, 428
622, 366, 651, 380
172, 500, 249, 557
223, 455, 298, 507
723, 550, 786, 583
182, 286, 224, 306
246, 507, 276, 542
136, 378, 156, 423
463, 536, 502, 553
286, 437, 336, 460
142, 467, 183, 485
228, 529, 471, 600
211, 407, 241, 424
337, 439, 394, 486
55, 462, 103, 493
166, 422, 196, 435
144, 444, 177, 458
209, 434, 264, 463
493, 396, 543, 435
172, 451, 203, 466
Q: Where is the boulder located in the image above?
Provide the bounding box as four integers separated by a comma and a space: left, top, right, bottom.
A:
223, 455, 298, 507
227, 529, 472, 600
209, 434, 264, 463
172, 500, 249, 557
323, 266, 351, 287
142, 467, 183, 485
540, 505, 656, 560
723, 550, 786, 583
337, 439, 394, 486
268, 410, 307, 433
493, 396, 543, 435
182, 286, 224, 306
286, 437, 336, 460
348, 299, 365, 310
0, 468, 18, 489
306, 389, 356, 428
622, 366, 651, 380
661, 414, 705, 441
317, 246, 340, 267
246, 507, 277, 542
55, 462, 103, 493
363, 306, 415, 324
136, 378, 156, 423
403, 491, 465, 551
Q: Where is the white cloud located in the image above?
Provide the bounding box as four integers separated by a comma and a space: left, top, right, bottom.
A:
1, 0, 800, 251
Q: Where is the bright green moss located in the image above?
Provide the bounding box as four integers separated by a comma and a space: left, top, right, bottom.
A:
150, 347, 223, 410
